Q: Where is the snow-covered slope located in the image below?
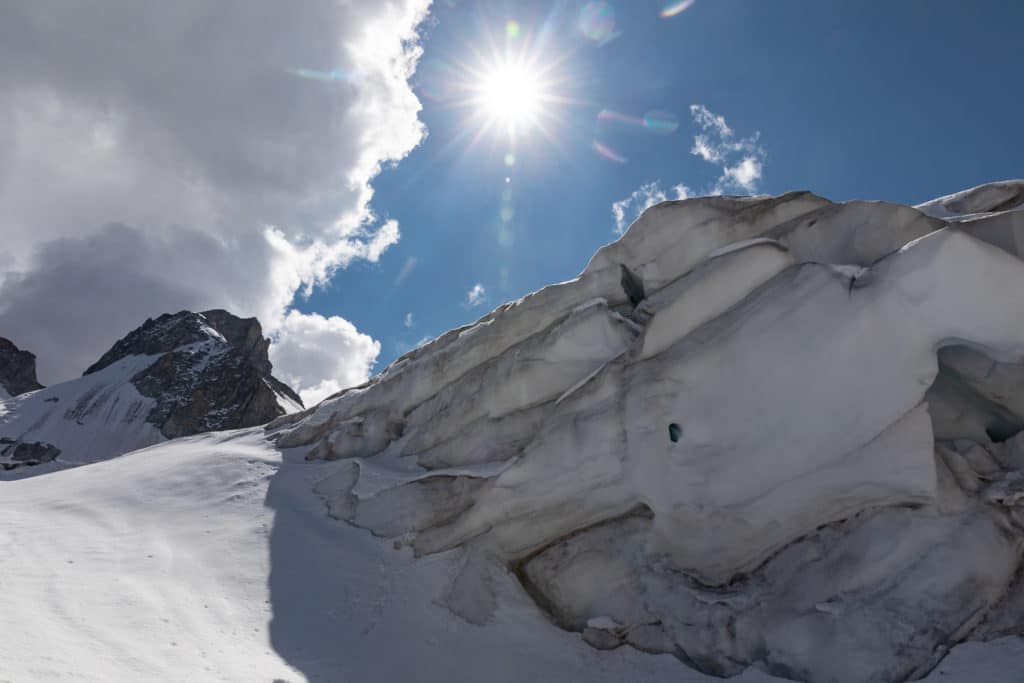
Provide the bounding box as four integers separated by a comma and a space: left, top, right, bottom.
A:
0, 309, 302, 474
0, 428, 1019, 683
268, 181, 1024, 682
0, 353, 163, 473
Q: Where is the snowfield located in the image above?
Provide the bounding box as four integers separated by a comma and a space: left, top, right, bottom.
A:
1, 429, 1021, 683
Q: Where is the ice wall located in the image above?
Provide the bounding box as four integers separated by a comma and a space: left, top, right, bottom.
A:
274, 182, 1024, 683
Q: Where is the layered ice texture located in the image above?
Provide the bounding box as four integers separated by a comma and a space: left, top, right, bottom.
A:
271, 181, 1024, 682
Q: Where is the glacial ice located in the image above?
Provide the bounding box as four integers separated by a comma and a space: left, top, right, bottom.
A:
272, 182, 1024, 683
915, 180, 1024, 220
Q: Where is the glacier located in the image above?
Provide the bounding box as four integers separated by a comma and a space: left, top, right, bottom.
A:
269, 180, 1024, 682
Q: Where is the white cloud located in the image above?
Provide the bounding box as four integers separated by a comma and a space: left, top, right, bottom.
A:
404, 312, 414, 328
365, 220, 402, 264
608, 107, 765, 232
611, 182, 691, 234
723, 156, 764, 191
466, 283, 486, 307
689, 104, 766, 194
690, 104, 733, 142
0, 1, 431, 386
268, 310, 380, 406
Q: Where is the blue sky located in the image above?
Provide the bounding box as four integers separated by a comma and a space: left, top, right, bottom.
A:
301, 0, 1024, 371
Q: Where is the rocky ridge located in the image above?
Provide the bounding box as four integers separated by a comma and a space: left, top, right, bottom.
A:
0, 336, 43, 397
271, 180, 1024, 683
1, 309, 302, 472
87, 309, 302, 438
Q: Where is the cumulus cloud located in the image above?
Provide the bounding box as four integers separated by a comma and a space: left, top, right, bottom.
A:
466, 283, 486, 307
609, 106, 765, 233
0, 1, 431, 387
611, 182, 691, 234
722, 156, 764, 191
268, 311, 381, 406
689, 104, 766, 194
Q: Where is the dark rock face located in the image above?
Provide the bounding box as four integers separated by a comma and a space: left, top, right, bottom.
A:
201, 309, 273, 375
85, 310, 218, 375
0, 337, 44, 396
89, 309, 302, 438
0, 438, 60, 470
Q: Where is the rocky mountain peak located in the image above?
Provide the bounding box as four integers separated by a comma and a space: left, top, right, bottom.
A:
200, 309, 272, 376
83, 309, 271, 376
2, 309, 302, 472
0, 337, 44, 397
83, 308, 301, 438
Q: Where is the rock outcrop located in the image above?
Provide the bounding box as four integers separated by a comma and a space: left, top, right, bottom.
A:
0, 438, 60, 470
87, 309, 303, 438
0, 337, 43, 397
1, 309, 302, 473
272, 180, 1024, 683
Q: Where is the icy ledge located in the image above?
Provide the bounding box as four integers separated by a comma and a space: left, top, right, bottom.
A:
272, 181, 1024, 683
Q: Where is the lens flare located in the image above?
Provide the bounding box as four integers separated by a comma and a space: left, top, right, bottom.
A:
497, 225, 515, 247
598, 109, 679, 135
593, 140, 627, 163
661, 0, 697, 18
598, 109, 644, 126
643, 110, 679, 133
505, 20, 521, 39
578, 2, 620, 44
415, 59, 460, 102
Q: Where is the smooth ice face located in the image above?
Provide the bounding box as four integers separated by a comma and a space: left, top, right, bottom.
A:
275, 182, 1024, 683
638, 240, 794, 360
916, 180, 1024, 219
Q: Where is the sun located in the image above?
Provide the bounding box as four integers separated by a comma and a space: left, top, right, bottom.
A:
418, 18, 573, 150
474, 63, 543, 130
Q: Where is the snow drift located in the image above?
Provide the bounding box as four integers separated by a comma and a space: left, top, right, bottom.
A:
8, 427, 1023, 683
271, 180, 1024, 682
